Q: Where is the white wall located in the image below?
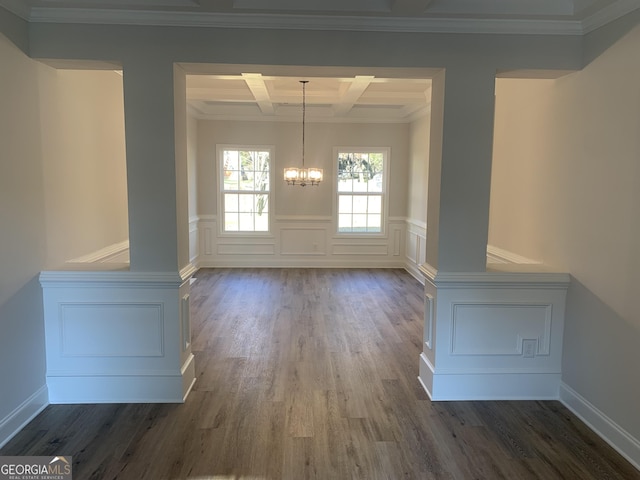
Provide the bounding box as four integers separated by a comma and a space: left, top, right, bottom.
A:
407, 114, 430, 226
187, 114, 198, 220
0, 33, 48, 445
38, 67, 128, 266
490, 24, 640, 453
0, 33, 131, 445
197, 120, 410, 219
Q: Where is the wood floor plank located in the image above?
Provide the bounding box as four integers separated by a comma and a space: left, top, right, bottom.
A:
1, 268, 638, 480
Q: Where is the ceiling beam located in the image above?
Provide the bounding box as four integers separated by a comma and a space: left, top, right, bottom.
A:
241, 73, 275, 115
333, 76, 374, 117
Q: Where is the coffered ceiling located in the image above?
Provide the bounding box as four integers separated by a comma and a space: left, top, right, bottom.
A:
185, 71, 433, 123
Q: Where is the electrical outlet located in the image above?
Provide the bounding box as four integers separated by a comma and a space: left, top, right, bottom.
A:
522, 339, 537, 358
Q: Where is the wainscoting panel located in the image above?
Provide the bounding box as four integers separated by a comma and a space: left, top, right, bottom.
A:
450, 303, 552, 356
189, 217, 199, 264
217, 242, 276, 255
418, 264, 570, 400
60, 303, 164, 358
405, 219, 426, 281
40, 267, 196, 404
280, 228, 327, 255
197, 215, 407, 268
332, 243, 388, 256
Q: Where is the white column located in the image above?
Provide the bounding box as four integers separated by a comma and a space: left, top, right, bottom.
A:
38, 59, 197, 404
426, 66, 496, 273
122, 58, 183, 272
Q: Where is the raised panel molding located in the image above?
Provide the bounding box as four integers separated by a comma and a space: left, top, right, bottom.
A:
217, 242, 275, 255
60, 303, 164, 357
280, 227, 327, 255
332, 243, 388, 256
424, 293, 434, 350
40, 268, 196, 404
450, 303, 552, 356
418, 262, 569, 401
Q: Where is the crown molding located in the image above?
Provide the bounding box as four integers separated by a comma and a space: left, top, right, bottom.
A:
0, 0, 30, 19
581, 0, 640, 33
3, 0, 638, 35
24, 8, 587, 35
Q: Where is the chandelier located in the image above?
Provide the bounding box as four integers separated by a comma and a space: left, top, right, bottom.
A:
284, 80, 323, 187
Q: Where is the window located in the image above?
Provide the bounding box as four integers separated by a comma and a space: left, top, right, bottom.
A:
336, 148, 387, 234
219, 146, 272, 232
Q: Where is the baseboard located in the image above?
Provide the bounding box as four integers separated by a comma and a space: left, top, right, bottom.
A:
404, 260, 425, 285
0, 385, 49, 449
181, 353, 196, 401
47, 373, 188, 404
560, 382, 640, 471
419, 353, 560, 401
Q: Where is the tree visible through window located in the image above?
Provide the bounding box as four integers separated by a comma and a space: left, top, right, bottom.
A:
337, 149, 386, 233
221, 147, 271, 232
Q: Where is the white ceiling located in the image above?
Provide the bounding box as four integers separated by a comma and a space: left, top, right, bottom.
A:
186, 71, 433, 123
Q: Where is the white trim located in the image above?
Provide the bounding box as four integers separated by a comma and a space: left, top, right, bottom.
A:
217, 144, 274, 236
23, 8, 587, 35
405, 217, 427, 231
66, 240, 129, 264
419, 263, 570, 289
486, 244, 540, 265
419, 353, 561, 400
40, 269, 187, 288
560, 382, 640, 471
274, 215, 332, 222
0, 386, 49, 449
582, 0, 640, 34
179, 262, 198, 282
0, 0, 31, 19
334, 146, 390, 236
47, 373, 188, 404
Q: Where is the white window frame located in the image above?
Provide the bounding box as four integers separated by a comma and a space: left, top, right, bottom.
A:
334, 147, 390, 237
217, 144, 274, 236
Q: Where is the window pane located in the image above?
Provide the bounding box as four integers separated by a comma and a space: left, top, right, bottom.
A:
240, 150, 254, 171
368, 195, 382, 214
221, 148, 271, 233
224, 150, 239, 171
338, 178, 353, 192
255, 214, 268, 231
239, 213, 254, 231
338, 214, 352, 231
240, 170, 255, 190
367, 214, 381, 232
237, 194, 253, 213
336, 149, 385, 235
338, 195, 352, 213
369, 173, 383, 192
224, 170, 239, 190
225, 212, 238, 231
256, 194, 268, 216
352, 214, 367, 231
352, 196, 367, 214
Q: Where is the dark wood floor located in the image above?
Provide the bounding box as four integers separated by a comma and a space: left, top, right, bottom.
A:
2, 268, 638, 479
